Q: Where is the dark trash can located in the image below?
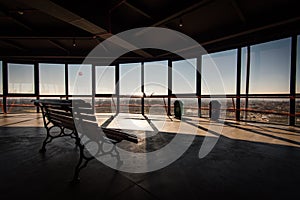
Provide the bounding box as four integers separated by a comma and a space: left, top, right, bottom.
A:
209, 100, 221, 120
174, 100, 183, 119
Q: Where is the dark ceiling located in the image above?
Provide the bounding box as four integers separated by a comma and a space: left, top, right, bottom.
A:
0, 0, 299, 62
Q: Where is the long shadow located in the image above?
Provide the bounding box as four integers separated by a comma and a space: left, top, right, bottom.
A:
100, 114, 116, 128
224, 121, 300, 146
245, 123, 300, 136
239, 119, 300, 133
219, 119, 300, 136
184, 118, 222, 137
183, 117, 300, 147
3, 126, 300, 199
143, 115, 159, 133
0, 116, 43, 127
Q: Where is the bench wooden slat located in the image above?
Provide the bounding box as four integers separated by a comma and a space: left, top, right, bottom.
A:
49, 114, 74, 125
46, 109, 73, 117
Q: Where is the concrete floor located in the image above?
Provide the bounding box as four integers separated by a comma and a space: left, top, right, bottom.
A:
1, 113, 300, 199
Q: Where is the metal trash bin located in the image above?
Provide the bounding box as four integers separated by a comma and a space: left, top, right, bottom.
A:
174, 100, 183, 119
209, 100, 221, 120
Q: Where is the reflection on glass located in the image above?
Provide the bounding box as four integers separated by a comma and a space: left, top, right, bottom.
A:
172, 58, 196, 94
120, 63, 141, 96
96, 66, 115, 94
240, 98, 289, 124
249, 38, 291, 94
144, 60, 168, 95
68, 64, 92, 95
0, 61, 2, 95
8, 63, 34, 94
39, 63, 65, 95
202, 49, 237, 95
7, 97, 36, 113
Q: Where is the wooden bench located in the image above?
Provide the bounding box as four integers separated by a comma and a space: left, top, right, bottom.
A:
33, 99, 138, 183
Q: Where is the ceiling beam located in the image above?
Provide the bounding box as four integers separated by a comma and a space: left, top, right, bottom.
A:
230, 0, 246, 23
157, 16, 300, 57
0, 4, 33, 31
0, 39, 27, 51
48, 39, 70, 54
124, 2, 152, 19
19, 0, 153, 58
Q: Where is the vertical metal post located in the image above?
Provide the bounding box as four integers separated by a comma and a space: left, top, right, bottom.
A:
115, 64, 120, 114
141, 62, 145, 115
236, 48, 242, 121
34, 62, 39, 113
92, 64, 96, 113
196, 56, 202, 117
168, 60, 172, 116
2, 61, 7, 113
65, 64, 69, 100
290, 36, 297, 126
245, 46, 251, 120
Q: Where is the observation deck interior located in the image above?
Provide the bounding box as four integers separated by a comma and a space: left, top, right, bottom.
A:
1, 0, 300, 199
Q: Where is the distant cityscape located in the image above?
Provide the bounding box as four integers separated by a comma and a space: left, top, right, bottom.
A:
1, 97, 298, 125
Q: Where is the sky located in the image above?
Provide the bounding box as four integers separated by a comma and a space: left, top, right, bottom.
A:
1, 37, 298, 96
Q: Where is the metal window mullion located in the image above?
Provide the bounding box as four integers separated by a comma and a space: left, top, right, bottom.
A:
236, 48, 242, 121
196, 56, 202, 117
141, 62, 145, 115
168, 60, 172, 116
290, 36, 297, 126
2, 61, 7, 113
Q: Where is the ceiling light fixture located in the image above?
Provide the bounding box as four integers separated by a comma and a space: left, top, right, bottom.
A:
17, 11, 24, 15
72, 38, 76, 47
179, 18, 183, 27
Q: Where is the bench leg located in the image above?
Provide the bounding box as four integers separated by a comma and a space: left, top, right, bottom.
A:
71, 139, 94, 184
39, 132, 51, 153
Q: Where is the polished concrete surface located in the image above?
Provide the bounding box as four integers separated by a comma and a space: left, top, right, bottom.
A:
1, 113, 300, 199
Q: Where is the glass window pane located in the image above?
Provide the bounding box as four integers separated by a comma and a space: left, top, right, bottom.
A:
96, 66, 115, 94
296, 99, 300, 125
170, 98, 198, 117
297, 35, 300, 125
240, 98, 289, 125
119, 97, 141, 114
172, 58, 196, 94
39, 63, 65, 95
144, 60, 168, 95
7, 97, 36, 113
120, 63, 141, 96
68, 64, 92, 95
249, 38, 291, 94
144, 98, 169, 116
241, 47, 248, 94
8, 63, 34, 94
0, 61, 2, 95
0, 98, 2, 113
95, 97, 116, 114
202, 49, 237, 95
